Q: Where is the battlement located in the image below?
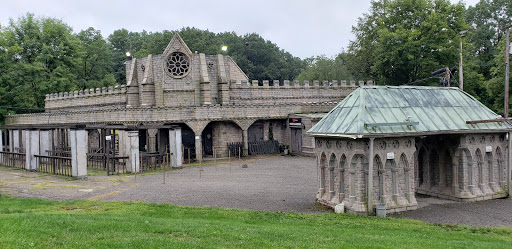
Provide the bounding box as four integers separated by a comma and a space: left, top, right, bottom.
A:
45, 85, 127, 111
43, 79, 372, 111
46, 85, 126, 100
231, 80, 374, 88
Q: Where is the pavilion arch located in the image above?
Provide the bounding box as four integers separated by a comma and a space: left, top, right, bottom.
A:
459, 148, 473, 189
328, 153, 337, 200
399, 153, 412, 202
319, 152, 327, 196
201, 120, 244, 157
337, 154, 347, 202
349, 154, 368, 202
417, 147, 428, 188
475, 148, 484, 189
440, 149, 453, 189
374, 155, 385, 203
385, 158, 398, 204
496, 147, 505, 185
429, 149, 440, 188
485, 150, 495, 186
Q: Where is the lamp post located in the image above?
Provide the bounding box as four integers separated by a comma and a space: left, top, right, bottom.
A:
221, 46, 227, 52
126, 52, 133, 59
505, 25, 511, 118
245, 41, 250, 80
459, 30, 467, 91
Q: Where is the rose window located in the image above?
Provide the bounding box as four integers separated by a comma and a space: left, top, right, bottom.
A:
165, 52, 190, 78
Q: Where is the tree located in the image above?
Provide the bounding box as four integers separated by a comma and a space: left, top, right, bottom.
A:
76, 27, 113, 89
295, 53, 353, 82
0, 13, 81, 111
466, 0, 512, 80
348, 0, 467, 85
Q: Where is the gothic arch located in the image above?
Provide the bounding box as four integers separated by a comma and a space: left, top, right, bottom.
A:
337, 154, 347, 202
496, 147, 505, 185
386, 158, 398, 204
417, 147, 428, 188
399, 153, 411, 202
429, 149, 440, 188
374, 155, 385, 203
475, 148, 483, 189
459, 149, 473, 188
319, 152, 327, 197
328, 153, 337, 200
486, 150, 494, 187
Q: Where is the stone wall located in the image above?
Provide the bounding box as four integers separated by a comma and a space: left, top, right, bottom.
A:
314, 132, 510, 215
45, 85, 127, 112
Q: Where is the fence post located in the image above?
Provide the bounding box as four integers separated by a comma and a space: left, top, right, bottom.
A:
70, 126, 88, 180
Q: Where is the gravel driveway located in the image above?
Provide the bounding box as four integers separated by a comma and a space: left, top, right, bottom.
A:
1, 154, 511, 227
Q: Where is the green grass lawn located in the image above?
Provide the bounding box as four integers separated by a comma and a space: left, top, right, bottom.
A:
0, 196, 510, 248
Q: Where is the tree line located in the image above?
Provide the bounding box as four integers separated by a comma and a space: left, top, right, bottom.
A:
0, 0, 511, 122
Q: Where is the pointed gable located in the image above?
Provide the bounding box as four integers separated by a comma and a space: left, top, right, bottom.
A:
163, 33, 193, 56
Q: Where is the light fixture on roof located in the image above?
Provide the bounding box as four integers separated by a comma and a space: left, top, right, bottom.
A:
221, 46, 227, 52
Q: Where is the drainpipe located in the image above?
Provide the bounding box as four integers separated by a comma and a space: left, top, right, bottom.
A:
368, 137, 375, 215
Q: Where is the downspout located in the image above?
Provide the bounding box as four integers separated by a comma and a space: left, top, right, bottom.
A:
368, 137, 374, 215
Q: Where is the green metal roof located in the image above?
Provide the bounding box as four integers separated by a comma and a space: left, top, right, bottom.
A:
308, 86, 512, 138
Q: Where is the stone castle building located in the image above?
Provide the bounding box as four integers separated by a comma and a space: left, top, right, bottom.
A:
4, 34, 371, 161
309, 86, 511, 214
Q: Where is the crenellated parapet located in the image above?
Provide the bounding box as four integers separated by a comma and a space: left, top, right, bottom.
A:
229, 80, 373, 104
45, 85, 127, 112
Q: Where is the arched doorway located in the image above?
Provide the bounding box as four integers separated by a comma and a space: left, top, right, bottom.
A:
417, 147, 427, 188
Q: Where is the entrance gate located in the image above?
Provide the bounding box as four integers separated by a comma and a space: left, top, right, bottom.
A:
291, 128, 302, 153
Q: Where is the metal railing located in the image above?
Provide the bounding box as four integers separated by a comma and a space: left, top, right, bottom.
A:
140, 152, 165, 172
35, 155, 72, 177
0, 151, 26, 169
87, 153, 128, 175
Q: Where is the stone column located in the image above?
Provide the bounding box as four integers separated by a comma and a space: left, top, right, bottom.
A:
127, 130, 140, 173
39, 130, 51, 156
147, 129, 158, 153
242, 129, 249, 156
169, 127, 183, 168
452, 164, 459, 196
12, 129, 20, 152
329, 166, 335, 200
70, 127, 87, 180
25, 130, 40, 171
9, 129, 14, 152
195, 135, 202, 162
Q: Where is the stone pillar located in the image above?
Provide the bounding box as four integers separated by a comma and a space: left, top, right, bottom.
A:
70, 128, 87, 180
218, 81, 229, 105
452, 164, 459, 196
195, 135, 202, 161
9, 129, 14, 152
12, 129, 20, 152
242, 129, 249, 156
329, 166, 335, 200
127, 130, 140, 173
25, 130, 40, 171
117, 130, 127, 157
147, 129, 157, 153
169, 128, 183, 168
39, 130, 51, 156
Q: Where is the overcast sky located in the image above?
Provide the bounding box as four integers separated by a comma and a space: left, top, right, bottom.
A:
1, 0, 480, 59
